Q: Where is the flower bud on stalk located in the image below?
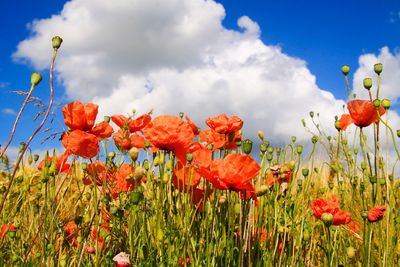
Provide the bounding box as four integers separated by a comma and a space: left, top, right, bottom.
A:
381, 99, 391, 109
52, 36, 63, 50
31, 72, 42, 86
243, 139, 253, 154
363, 78, 373, 90
374, 63, 383, 75
341, 65, 350, 75
321, 213, 333, 227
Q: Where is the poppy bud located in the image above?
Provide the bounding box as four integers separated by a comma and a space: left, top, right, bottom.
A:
361, 211, 368, 220
302, 168, 309, 177
260, 143, 268, 153
179, 112, 184, 119
52, 36, 63, 49
309, 111, 314, 118
374, 63, 383, 75
108, 151, 116, 160
373, 99, 380, 108
258, 130, 264, 141
129, 147, 139, 162
334, 120, 341, 131
291, 136, 296, 143
31, 72, 42, 86
369, 175, 377, 184
296, 145, 303, 154
266, 153, 273, 161
104, 116, 111, 123
33, 154, 39, 163
381, 99, 391, 109
341, 65, 350, 75
311, 135, 318, 144
19, 142, 26, 154
360, 162, 367, 170
28, 154, 33, 165
256, 185, 269, 196
186, 153, 193, 163
243, 139, 253, 154
363, 78, 373, 90
347, 247, 356, 259
321, 213, 333, 227
142, 159, 150, 171
81, 162, 87, 171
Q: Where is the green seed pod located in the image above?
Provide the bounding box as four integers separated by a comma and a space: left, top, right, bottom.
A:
52, 36, 63, 49
33, 154, 39, 163
296, 145, 303, 154
186, 153, 193, 163
291, 136, 296, 143
103, 115, 111, 123
31, 72, 42, 86
363, 78, 373, 90
374, 63, 383, 75
129, 147, 139, 162
142, 159, 150, 171
255, 185, 269, 196
302, 168, 309, 177
373, 99, 381, 108
381, 99, 391, 109
266, 153, 273, 161
369, 175, 377, 184
309, 111, 314, 118
311, 135, 318, 144
321, 213, 333, 227
108, 151, 116, 160
267, 146, 274, 154
361, 211, 368, 220
341, 65, 350, 75
260, 143, 268, 153
243, 139, 253, 155
360, 162, 367, 170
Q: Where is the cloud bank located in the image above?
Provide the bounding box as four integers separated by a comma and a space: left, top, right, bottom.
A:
14, 0, 400, 145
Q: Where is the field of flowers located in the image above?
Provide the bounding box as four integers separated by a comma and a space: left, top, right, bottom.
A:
0, 36, 399, 267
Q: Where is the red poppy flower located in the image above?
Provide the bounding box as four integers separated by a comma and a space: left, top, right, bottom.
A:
143, 115, 194, 163
64, 221, 79, 247
337, 114, 353, 131
205, 114, 243, 134
199, 128, 225, 151
111, 113, 151, 132
367, 205, 386, 222
37, 150, 71, 174
0, 224, 16, 239
347, 100, 386, 128
111, 164, 135, 199
197, 154, 260, 201
310, 195, 352, 225
266, 165, 292, 187
84, 160, 114, 186
62, 101, 113, 159
113, 252, 131, 267
185, 115, 200, 135
114, 130, 146, 151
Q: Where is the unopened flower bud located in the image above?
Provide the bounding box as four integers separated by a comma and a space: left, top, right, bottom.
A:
260, 143, 268, 153
186, 153, 193, 163
31, 72, 42, 86
374, 63, 383, 75
243, 139, 253, 154
33, 154, 39, 163
309, 111, 314, 118
129, 147, 139, 162
52, 36, 63, 49
311, 135, 318, 144
258, 130, 264, 141
296, 145, 303, 154
373, 99, 380, 108
108, 151, 116, 160
134, 167, 146, 182
104, 116, 111, 123
291, 136, 296, 143
321, 213, 333, 227
341, 65, 350, 75
302, 168, 309, 177
363, 78, 373, 90
381, 99, 391, 109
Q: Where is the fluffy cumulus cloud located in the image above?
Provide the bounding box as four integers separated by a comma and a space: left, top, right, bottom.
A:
14, 0, 351, 143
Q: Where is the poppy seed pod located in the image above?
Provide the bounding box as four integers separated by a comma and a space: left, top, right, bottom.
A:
302, 168, 309, 177
397, 129, 400, 138
321, 213, 334, 227
341, 65, 350, 75
33, 154, 39, 163
381, 99, 391, 109
363, 78, 373, 90
309, 111, 314, 118
296, 145, 303, 154
31, 72, 42, 86
128, 147, 139, 162
243, 139, 253, 154
374, 63, 383, 75
52, 36, 63, 49
311, 135, 318, 144
104, 116, 111, 123
260, 143, 268, 153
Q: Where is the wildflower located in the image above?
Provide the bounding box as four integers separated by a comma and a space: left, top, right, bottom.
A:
63, 221, 79, 247
205, 114, 243, 134
347, 100, 385, 128
110, 164, 136, 199
111, 113, 151, 133
113, 252, 131, 267
37, 150, 71, 174
0, 224, 16, 239
61, 101, 113, 158
199, 128, 225, 150
196, 154, 260, 202
310, 195, 352, 225
186, 115, 200, 135
143, 115, 194, 163
367, 205, 386, 222
84, 160, 114, 186
337, 114, 353, 131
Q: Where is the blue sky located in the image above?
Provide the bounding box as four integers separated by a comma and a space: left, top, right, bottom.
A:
1, 0, 400, 157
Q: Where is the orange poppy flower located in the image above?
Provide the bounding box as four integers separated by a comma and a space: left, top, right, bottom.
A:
186, 115, 200, 135
347, 100, 385, 128
110, 163, 135, 199
64, 221, 79, 247
197, 154, 260, 201
337, 114, 353, 131
37, 150, 71, 174
205, 114, 243, 134
310, 195, 352, 225
111, 113, 151, 132
199, 128, 225, 150
114, 129, 146, 151
62, 101, 113, 159
84, 160, 114, 186
143, 115, 194, 163
0, 224, 16, 239
367, 205, 386, 222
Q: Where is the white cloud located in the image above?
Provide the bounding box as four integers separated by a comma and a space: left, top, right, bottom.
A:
2, 108, 17, 116
13, 0, 360, 144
